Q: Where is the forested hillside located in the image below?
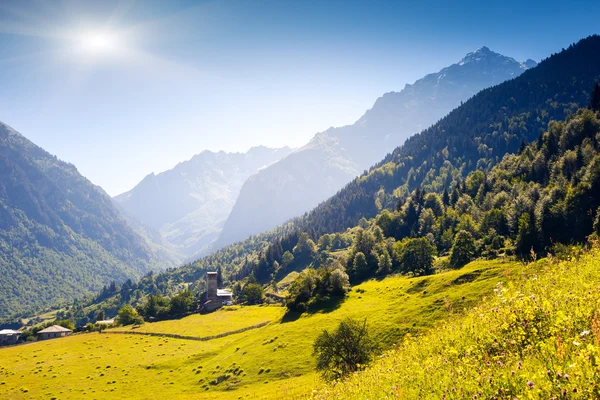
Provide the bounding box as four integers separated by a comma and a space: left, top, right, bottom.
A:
0, 123, 167, 320
65, 36, 600, 324
217, 47, 534, 249
294, 35, 600, 237
186, 36, 600, 280
257, 103, 600, 313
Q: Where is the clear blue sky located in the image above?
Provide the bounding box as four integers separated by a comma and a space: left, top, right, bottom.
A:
0, 0, 598, 195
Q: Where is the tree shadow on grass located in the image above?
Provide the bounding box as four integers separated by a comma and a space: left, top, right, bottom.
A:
280, 296, 346, 324
310, 296, 345, 314
281, 311, 302, 323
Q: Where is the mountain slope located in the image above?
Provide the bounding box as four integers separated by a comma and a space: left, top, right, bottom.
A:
114, 146, 292, 259
0, 123, 165, 319
289, 35, 600, 239
68, 36, 600, 322
216, 47, 536, 249
165, 36, 600, 288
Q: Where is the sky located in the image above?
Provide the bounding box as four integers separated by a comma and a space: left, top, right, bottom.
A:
0, 0, 599, 196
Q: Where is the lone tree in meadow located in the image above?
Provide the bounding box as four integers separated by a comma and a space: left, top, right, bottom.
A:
313, 318, 378, 381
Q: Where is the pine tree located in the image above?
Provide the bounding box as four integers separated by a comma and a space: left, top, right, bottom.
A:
442, 188, 450, 206
590, 82, 600, 111
451, 187, 460, 205
396, 197, 405, 211
518, 139, 527, 155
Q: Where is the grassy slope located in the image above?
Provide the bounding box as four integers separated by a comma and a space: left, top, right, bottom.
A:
0, 259, 517, 399
314, 246, 600, 399
111, 306, 284, 337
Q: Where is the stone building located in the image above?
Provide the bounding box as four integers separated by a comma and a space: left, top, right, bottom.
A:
0, 329, 20, 346
204, 271, 233, 312
37, 325, 72, 340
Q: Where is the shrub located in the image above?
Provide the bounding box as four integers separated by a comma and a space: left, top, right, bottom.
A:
329, 268, 350, 295
241, 283, 264, 305
116, 305, 140, 326
286, 266, 350, 312
169, 289, 194, 315
394, 237, 435, 276
449, 230, 476, 269
313, 318, 378, 381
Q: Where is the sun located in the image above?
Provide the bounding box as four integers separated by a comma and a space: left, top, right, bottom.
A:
75, 30, 121, 57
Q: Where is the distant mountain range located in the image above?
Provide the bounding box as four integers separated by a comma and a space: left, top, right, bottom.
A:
113, 147, 292, 259
214, 47, 537, 249
0, 123, 175, 319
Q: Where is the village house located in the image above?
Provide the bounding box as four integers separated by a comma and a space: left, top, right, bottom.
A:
203, 271, 233, 312
37, 325, 72, 340
0, 329, 20, 346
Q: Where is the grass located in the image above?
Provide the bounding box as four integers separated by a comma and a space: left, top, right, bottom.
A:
0, 258, 518, 399
111, 305, 284, 337
19, 309, 61, 327
313, 246, 600, 399
277, 271, 300, 290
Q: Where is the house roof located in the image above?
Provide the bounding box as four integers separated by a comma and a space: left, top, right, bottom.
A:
217, 289, 233, 297
37, 325, 72, 334
0, 329, 20, 335
96, 319, 115, 325
207, 271, 217, 275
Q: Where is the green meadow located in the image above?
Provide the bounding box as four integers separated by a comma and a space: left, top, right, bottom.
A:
0, 259, 518, 399
314, 247, 600, 399
111, 305, 284, 337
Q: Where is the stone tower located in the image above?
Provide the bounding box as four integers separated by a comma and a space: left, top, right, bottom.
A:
206, 271, 218, 301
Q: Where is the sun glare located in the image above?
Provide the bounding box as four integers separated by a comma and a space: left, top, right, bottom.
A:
75, 30, 120, 57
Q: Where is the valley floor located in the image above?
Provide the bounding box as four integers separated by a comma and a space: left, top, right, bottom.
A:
0, 259, 517, 399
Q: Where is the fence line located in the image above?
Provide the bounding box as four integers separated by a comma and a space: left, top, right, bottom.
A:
101, 321, 271, 342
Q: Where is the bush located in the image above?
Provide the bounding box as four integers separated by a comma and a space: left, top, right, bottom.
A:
286, 266, 350, 312
329, 269, 350, 295
313, 318, 378, 381
169, 289, 194, 315
394, 237, 435, 276
449, 230, 476, 269
285, 270, 317, 312
116, 305, 140, 326
138, 295, 170, 319
241, 283, 264, 305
